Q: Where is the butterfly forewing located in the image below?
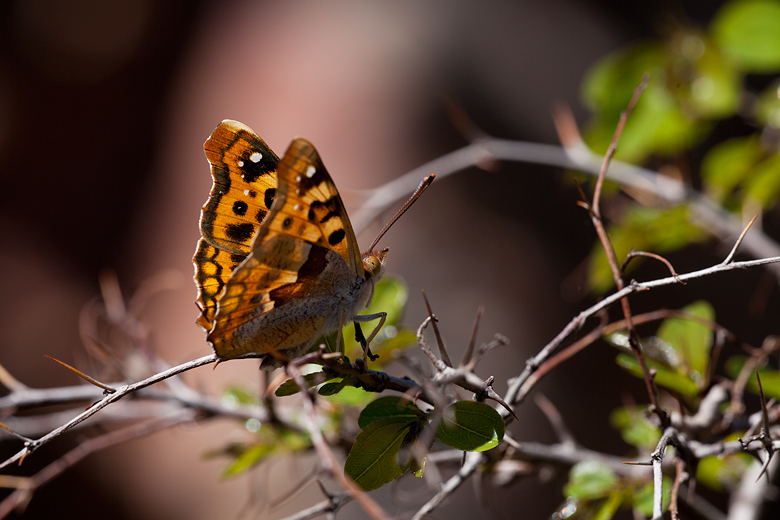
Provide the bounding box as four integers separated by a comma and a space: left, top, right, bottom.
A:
253, 138, 363, 276
207, 138, 366, 361
201, 120, 279, 254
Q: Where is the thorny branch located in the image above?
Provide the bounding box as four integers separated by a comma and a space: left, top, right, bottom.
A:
4, 78, 780, 520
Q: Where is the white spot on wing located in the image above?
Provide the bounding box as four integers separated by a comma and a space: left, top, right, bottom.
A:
250, 152, 262, 163
306, 165, 316, 178
237, 160, 244, 167
296, 176, 302, 182
244, 190, 250, 196
293, 204, 300, 211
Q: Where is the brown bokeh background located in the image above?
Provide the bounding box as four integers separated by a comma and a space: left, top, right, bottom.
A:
2, 1, 774, 519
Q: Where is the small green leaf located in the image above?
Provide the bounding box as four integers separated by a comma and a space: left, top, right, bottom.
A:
318, 378, 351, 396
358, 396, 425, 429
223, 443, 274, 476
702, 136, 763, 202
344, 417, 423, 491
632, 477, 672, 516
697, 445, 752, 491
322, 385, 377, 406
655, 300, 715, 384
435, 401, 505, 452
743, 153, 780, 208
755, 81, 780, 129
593, 490, 624, 520
275, 370, 335, 397
712, 0, 780, 73
610, 407, 661, 449
616, 353, 699, 398
588, 206, 706, 293
724, 356, 780, 399
563, 461, 619, 500
344, 277, 409, 358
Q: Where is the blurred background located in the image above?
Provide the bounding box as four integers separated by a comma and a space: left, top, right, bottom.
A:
0, 0, 772, 518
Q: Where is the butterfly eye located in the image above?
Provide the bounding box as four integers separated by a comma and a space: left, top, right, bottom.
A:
363, 255, 383, 278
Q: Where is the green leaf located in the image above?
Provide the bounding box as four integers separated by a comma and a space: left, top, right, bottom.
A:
697, 447, 752, 491
435, 401, 505, 452
616, 353, 699, 398
593, 490, 624, 520
223, 443, 274, 476
563, 461, 619, 500
677, 34, 740, 119
743, 152, 780, 208
632, 477, 672, 516
655, 300, 715, 384
702, 136, 763, 202
344, 277, 409, 357
712, 0, 780, 73
275, 370, 336, 397
344, 417, 423, 491
609, 407, 661, 449
322, 385, 377, 406
318, 378, 351, 396
358, 396, 425, 429
724, 356, 780, 399
754, 80, 780, 128
588, 205, 706, 293
221, 387, 259, 407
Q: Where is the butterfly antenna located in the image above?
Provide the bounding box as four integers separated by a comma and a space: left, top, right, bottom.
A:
367, 175, 435, 252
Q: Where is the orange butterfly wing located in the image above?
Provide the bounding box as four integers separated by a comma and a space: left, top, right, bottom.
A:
207, 138, 368, 363
193, 120, 279, 330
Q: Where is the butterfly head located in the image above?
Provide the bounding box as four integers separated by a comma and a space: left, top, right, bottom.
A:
362, 248, 388, 279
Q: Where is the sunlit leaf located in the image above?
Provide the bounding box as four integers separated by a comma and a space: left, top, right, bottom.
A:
588, 206, 706, 293
632, 477, 672, 516
697, 447, 752, 491
609, 407, 661, 449
712, 0, 780, 73
435, 401, 504, 452
655, 300, 715, 384
743, 153, 780, 208
563, 461, 619, 500
724, 356, 780, 399
702, 136, 763, 202
616, 353, 699, 398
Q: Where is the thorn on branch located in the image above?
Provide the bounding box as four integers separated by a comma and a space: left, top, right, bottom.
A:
422, 291, 452, 367
44, 356, 116, 394
722, 215, 757, 266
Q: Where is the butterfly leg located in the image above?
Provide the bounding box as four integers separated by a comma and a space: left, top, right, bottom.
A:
353, 312, 386, 363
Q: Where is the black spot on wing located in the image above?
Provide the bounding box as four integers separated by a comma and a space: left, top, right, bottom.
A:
235, 139, 276, 183
232, 201, 248, 216
255, 208, 267, 223
308, 199, 339, 224
264, 188, 276, 210
230, 253, 246, 268
328, 229, 346, 246
282, 217, 292, 230
226, 222, 255, 243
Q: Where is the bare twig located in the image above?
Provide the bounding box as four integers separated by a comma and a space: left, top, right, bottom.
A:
422, 291, 452, 367
0, 354, 218, 471
723, 215, 757, 265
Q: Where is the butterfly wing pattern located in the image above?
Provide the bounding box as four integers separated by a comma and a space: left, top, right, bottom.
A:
195, 122, 387, 368
194, 121, 280, 331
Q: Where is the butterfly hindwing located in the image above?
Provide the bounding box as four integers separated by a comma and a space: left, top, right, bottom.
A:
194, 120, 279, 330
207, 138, 365, 361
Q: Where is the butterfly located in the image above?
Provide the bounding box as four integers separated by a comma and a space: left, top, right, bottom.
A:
194, 120, 431, 369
